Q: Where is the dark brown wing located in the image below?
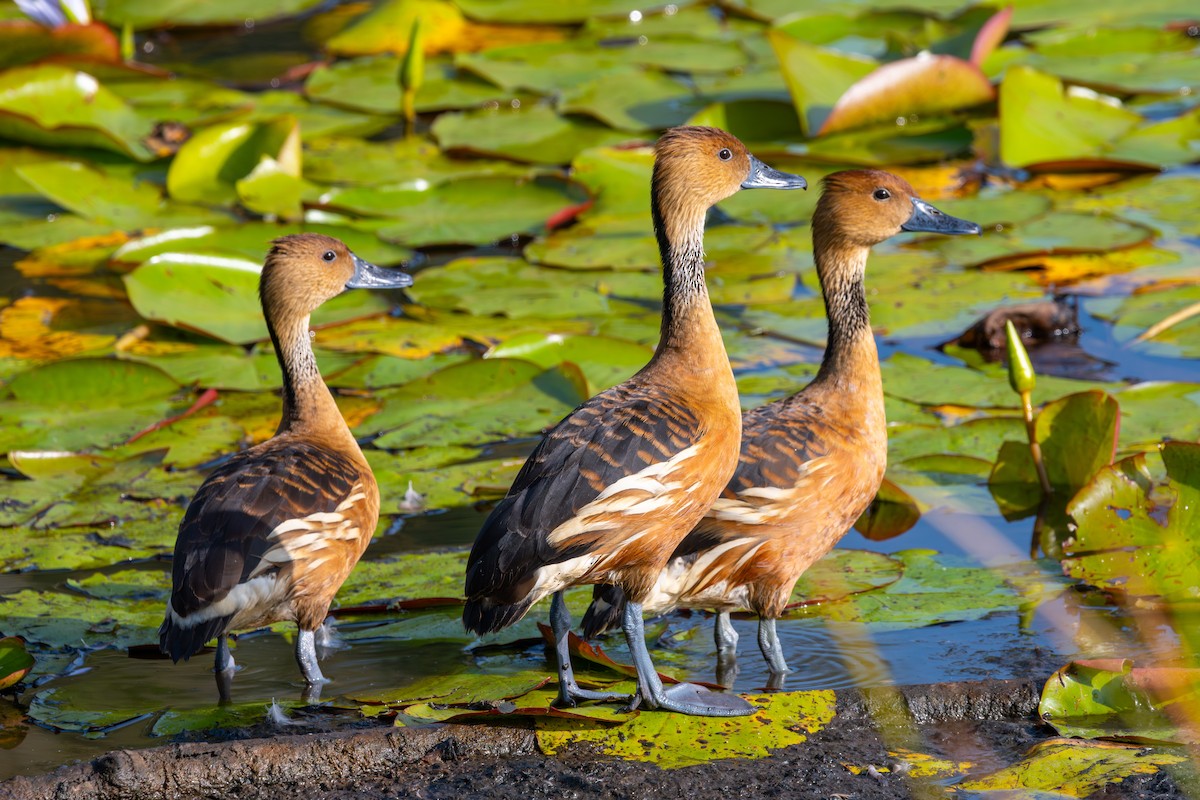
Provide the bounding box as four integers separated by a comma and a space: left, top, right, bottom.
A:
463, 381, 703, 633
167, 440, 361, 619
726, 394, 830, 496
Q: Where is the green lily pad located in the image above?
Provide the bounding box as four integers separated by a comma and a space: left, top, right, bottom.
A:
0, 65, 154, 160
27, 686, 153, 736
335, 551, 469, 607
1064, 442, 1200, 603
788, 549, 904, 606
1111, 381, 1200, 450
537, 690, 836, 769
328, 352, 471, 390
405, 257, 614, 319
0, 586, 161, 650
151, 700, 306, 737
369, 361, 586, 450
303, 136, 534, 188
487, 332, 651, 394
432, 105, 632, 164
320, 176, 583, 247
453, 0, 659, 24
767, 31, 875, 135
928, 211, 1154, 269
15, 161, 227, 232
97, 0, 325, 28
793, 549, 1065, 628
1039, 658, 1200, 743
558, 68, 703, 132
998, 66, 1149, 170
687, 100, 802, 144
305, 55, 509, 116
166, 116, 301, 208
1094, 284, 1200, 359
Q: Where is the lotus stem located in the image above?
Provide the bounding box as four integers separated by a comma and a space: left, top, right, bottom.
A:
120, 22, 134, 62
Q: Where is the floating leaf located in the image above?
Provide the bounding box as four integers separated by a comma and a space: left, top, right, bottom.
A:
487, 332, 651, 394
151, 700, 306, 737
97, 0, 325, 28
767, 31, 875, 135
432, 105, 632, 164
958, 739, 1186, 795
818, 54, 994, 136
787, 549, 904, 606
0, 65, 154, 160
998, 67, 1149, 170
167, 116, 302, 208
335, 551, 469, 607
0, 21, 120, 70
1064, 442, 1200, 603
26, 686, 153, 735
536, 690, 836, 769
320, 176, 583, 247
305, 55, 509, 115
0, 637, 35, 691
1040, 659, 1200, 743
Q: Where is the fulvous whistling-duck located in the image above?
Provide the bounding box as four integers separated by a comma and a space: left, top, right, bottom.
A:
159, 233, 412, 700
583, 171, 981, 680
463, 127, 806, 717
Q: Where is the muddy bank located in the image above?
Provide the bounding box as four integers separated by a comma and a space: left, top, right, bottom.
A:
2, 679, 1190, 800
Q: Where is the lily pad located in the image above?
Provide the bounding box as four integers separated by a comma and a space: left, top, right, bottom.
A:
0, 65, 154, 160
97, 0, 325, 29
537, 690, 836, 769
335, 551, 469, 607
486, 332, 651, 394
767, 31, 875, 135
166, 116, 302, 209
151, 700, 306, 737
957, 739, 1186, 795
0, 637, 35, 691
0, 21, 119, 70
432, 105, 632, 164
305, 55, 509, 115
1064, 442, 1200, 603
320, 176, 583, 247
27, 686, 153, 735
1040, 659, 1200, 743
818, 53, 994, 136
787, 549, 904, 607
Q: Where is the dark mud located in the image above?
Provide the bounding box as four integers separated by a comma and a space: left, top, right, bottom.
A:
3, 679, 1192, 800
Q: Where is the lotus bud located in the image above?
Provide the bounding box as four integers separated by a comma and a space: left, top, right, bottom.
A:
1005, 320, 1036, 395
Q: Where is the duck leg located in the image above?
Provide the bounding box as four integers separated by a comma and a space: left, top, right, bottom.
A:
757, 617, 791, 676
295, 628, 329, 687
551, 592, 630, 706
714, 610, 739, 652
623, 600, 754, 717
214, 635, 235, 703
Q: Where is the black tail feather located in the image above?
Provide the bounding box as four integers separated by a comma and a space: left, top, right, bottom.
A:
462, 596, 536, 636
581, 584, 626, 639
159, 613, 230, 663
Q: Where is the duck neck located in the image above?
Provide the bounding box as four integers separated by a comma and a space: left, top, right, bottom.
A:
811, 235, 879, 388
267, 311, 356, 449
650, 194, 725, 369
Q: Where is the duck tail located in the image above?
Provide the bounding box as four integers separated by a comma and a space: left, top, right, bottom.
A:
581, 584, 626, 639
462, 596, 536, 636
158, 609, 230, 664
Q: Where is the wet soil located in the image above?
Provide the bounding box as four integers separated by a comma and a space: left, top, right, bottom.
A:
6, 678, 1193, 800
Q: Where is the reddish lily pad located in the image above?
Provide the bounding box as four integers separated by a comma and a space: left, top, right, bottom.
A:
817, 53, 995, 137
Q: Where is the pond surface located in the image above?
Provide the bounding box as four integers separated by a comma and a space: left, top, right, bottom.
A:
1, 0, 1198, 790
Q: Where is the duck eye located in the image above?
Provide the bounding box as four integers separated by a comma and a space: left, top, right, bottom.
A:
873, 188, 891, 201
322, 250, 337, 262
717, 148, 733, 161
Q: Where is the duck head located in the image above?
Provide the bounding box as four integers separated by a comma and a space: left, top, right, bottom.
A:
652, 127, 806, 227
260, 233, 412, 318
815, 170, 981, 248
